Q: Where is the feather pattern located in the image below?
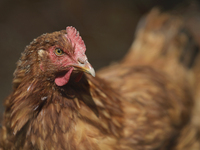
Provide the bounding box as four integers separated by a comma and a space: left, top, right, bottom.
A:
1, 8, 200, 150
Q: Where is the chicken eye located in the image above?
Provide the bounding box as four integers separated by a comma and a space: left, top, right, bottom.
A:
55, 48, 64, 56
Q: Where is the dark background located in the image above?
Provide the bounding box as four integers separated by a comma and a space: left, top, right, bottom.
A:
0, 0, 193, 116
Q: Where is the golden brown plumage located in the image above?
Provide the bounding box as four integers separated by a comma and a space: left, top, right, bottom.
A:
1, 8, 200, 150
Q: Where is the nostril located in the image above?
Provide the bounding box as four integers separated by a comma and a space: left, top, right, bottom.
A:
78, 58, 85, 65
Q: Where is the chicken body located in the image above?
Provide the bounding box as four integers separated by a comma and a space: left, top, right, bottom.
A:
0, 9, 199, 150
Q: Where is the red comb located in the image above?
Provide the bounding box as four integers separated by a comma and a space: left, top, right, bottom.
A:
65, 26, 86, 54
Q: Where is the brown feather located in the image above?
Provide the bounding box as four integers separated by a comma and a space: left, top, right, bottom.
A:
1, 7, 200, 150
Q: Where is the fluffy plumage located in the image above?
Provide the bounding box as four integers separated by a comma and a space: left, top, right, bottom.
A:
0, 9, 200, 150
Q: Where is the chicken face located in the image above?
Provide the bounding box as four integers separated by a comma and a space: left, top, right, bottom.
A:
38, 27, 95, 86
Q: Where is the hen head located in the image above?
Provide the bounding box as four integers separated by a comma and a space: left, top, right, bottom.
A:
14, 26, 95, 87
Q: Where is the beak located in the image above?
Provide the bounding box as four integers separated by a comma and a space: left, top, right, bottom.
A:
73, 60, 95, 77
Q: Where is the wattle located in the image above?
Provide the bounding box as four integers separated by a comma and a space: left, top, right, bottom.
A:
55, 68, 74, 86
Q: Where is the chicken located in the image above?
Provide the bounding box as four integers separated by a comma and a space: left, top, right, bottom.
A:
0, 8, 200, 150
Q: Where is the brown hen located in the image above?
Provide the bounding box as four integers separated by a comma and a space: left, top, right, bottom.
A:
0, 9, 200, 150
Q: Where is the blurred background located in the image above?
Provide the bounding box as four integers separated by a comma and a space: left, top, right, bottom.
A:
0, 0, 195, 116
